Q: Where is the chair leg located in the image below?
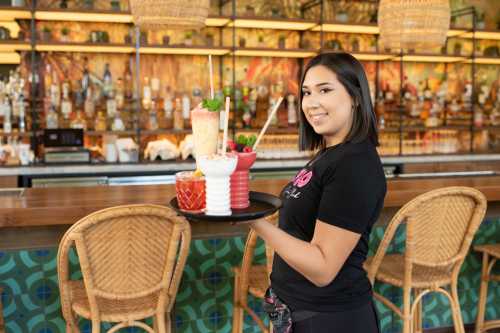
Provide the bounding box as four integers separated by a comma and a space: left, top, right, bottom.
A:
0, 288, 4, 333
475, 253, 489, 333
164, 312, 171, 333
232, 274, 243, 333
91, 319, 100, 333
450, 282, 465, 333
413, 289, 423, 333
66, 313, 80, 333
403, 286, 412, 333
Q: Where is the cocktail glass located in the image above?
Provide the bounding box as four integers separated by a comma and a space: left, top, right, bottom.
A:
198, 154, 237, 216
191, 106, 219, 164
175, 171, 206, 213
230, 151, 257, 209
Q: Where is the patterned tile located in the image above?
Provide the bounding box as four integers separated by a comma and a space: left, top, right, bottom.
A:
0, 217, 499, 332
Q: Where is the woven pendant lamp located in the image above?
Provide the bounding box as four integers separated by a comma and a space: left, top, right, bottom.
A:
378, 0, 451, 52
129, 0, 210, 30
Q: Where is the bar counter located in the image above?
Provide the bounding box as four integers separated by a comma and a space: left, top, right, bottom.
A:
1, 175, 500, 250
1, 175, 500, 333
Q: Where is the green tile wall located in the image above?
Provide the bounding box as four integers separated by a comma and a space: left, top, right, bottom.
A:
1, 218, 499, 333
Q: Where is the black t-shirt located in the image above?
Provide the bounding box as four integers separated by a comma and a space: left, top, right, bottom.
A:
270, 139, 387, 312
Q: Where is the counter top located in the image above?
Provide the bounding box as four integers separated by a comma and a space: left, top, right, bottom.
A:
1, 154, 500, 177
1, 175, 500, 229
1, 175, 500, 250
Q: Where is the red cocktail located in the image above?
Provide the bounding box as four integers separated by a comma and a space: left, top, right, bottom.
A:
175, 171, 206, 213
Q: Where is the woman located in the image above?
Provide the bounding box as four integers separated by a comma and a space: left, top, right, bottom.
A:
249, 53, 386, 332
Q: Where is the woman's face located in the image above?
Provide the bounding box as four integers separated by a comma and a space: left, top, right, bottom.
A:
301, 65, 354, 147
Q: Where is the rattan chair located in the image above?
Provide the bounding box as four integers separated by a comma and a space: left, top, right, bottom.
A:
365, 186, 487, 333
474, 243, 500, 333
57, 204, 191, 333
232, 213, 278, 333
0, 287, 4, 333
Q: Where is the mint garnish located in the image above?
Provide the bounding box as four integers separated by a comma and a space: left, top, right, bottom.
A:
202, 98, 223, 112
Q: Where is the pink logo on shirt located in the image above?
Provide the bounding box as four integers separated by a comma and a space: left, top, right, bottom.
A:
293, 169, 313, 188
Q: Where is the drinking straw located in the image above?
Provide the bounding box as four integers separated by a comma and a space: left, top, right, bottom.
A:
252, 96, 283, 151
221, 96, 230, 155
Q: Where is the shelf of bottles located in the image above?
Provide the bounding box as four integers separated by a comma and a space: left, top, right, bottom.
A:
0, 0, 499, 166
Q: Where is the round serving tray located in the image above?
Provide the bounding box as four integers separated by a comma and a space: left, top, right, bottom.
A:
169, 191, 282, 222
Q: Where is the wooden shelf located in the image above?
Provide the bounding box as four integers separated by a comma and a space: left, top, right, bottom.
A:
0, 6, 31, 20
233, 47, 316, 58
34, 8, 132, 23
141, 129, 192, 135
236, 127, 299, 134
35, 42, 134, 53
465, 57, 500, 65
230, 16, 316, 31
2, 7, 500, 41
321, 50, 394, 61
402, 126, 470, 131
312, 22, 379, 34
0, 130, 33, 137
0, 40, 31, 51
140, 45, 230, 56
86, 130, 135, 136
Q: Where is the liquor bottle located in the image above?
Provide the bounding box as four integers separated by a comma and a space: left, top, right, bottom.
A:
2, 96, 11, 133
50, 71, 60, 108
142, 76, 152, 110
163, 86, 174, 129
111, 111, 125, 131
255, 84, 270, 127
106, 91, 118, 119
173, 97, 184, 130
115, 78, 125, 109
18, 93, 25, 132
61, 81, 72, 121
287, 94, 297, 127
84, 86, 95, 119
192, 87, 202, 108
148, 100, 159, 130
124, 58, 133, 99
44, 64, 52, 99
46, 105, 59, 129
95, 111, 107, 131
70, 110, 87, 130
182, 92, 191, 128
103, 63, 113, 98
151, 75, 160, 101
81, 56, 90, 96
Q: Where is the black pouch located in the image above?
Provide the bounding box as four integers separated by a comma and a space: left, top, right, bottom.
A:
262, 287, 293, 333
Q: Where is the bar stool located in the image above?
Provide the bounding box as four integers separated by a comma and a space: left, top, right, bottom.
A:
57, 204, 191, 333
365, 186, 487, 333
0, 287, 4, 333
474, 243, 500, 333
232, 213, 277, 333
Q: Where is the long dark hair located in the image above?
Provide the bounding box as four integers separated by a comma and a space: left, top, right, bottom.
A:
298, 52, 379, 151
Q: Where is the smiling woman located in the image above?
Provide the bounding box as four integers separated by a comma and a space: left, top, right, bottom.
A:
299, 52, 379, 151
247, 52, 386, 333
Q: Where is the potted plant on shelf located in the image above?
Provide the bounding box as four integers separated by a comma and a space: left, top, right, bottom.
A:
162, 35, 170, 46
41, 27, 52, 42
205, 33, 214, 46
278, 35, 286, 49
60, 27, 70, 42
184, 31, 193, 46
238, 36, 246, 48
83, 0, 94, 10
110, 0, 121, 11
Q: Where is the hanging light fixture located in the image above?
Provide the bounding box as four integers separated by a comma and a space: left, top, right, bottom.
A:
129, 0, 210, 30
378, 0, 451, 52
